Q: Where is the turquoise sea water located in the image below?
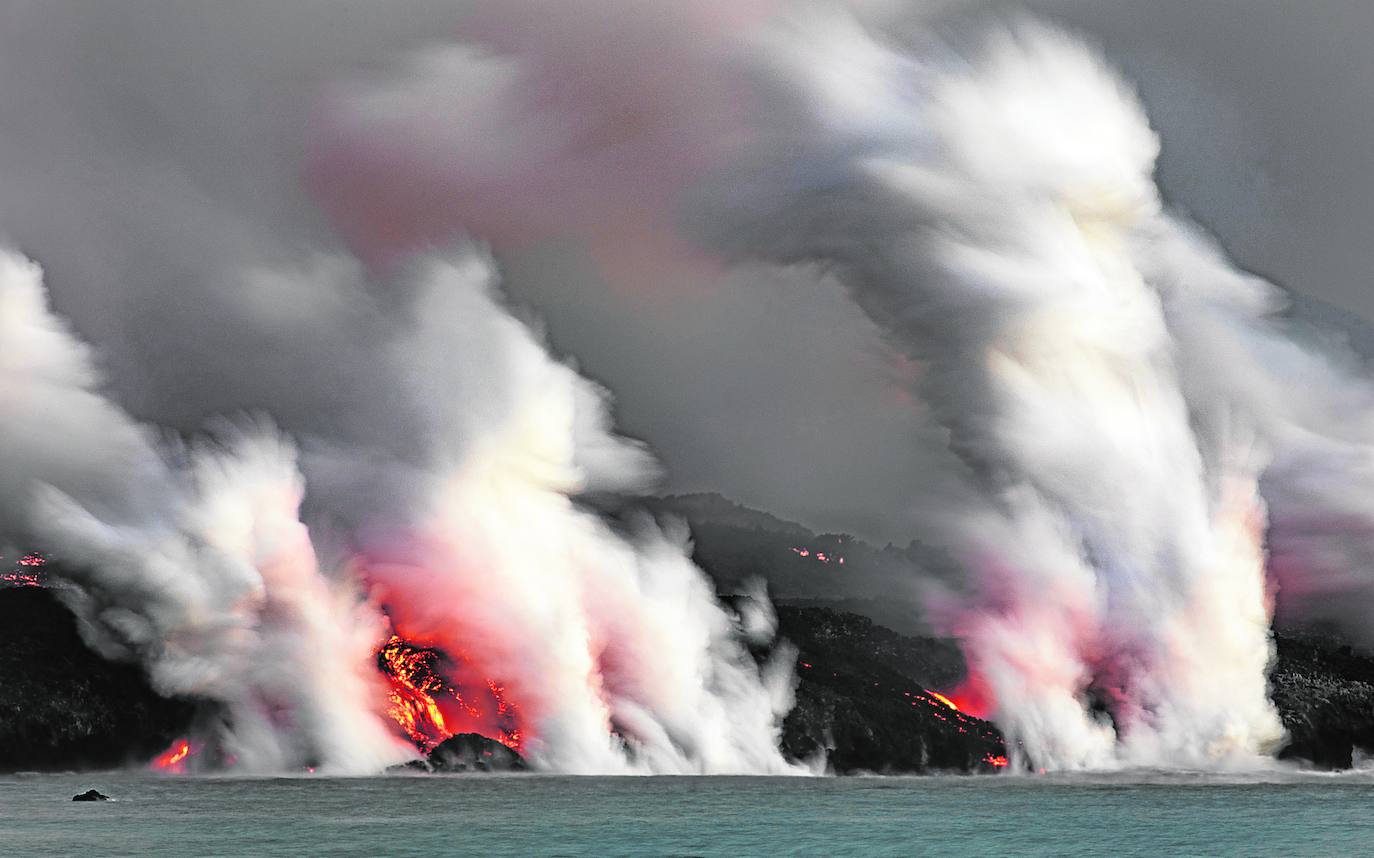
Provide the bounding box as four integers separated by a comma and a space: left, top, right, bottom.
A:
2, 770, 1371, 857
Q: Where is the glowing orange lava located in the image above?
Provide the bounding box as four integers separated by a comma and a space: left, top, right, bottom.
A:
2, 552, 46, 588
929, 691, 959, 711
150, 738, 192, 773
378, 635, 454, 753
790, 546, 845, 565
939, 677, 995, 720
376, 635, 526, 754
983, 754, 1009, 768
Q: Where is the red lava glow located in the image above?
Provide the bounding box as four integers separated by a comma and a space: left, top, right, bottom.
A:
378, 635, 456, 753
929, 691, 959, 711
2, 553, 46, 588
150, 738, 192, 773
941, 677, 996, 721
376, 635, 525, 754
983, 754, 1009, 768
790, 546, 845, 565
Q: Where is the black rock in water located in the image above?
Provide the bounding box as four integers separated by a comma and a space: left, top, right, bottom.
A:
424, 733, 527, 773
0, 586, 194, 772
71, 789, 109, 802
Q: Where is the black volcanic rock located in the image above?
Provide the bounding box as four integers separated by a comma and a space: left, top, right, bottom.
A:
72, 789, 110, 801
774, 604, 1374, 772
1271, 633, 1374, 769
425, 733, 527, 773
0, 586, 193, 772
4, 559, 1374, 775
775, 606, 1006, 773
644, 493, 953, 636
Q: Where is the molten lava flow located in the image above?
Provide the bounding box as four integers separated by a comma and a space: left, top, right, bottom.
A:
1, 552, 46, 588
983, 754, 1009, 768
790, 546, 845, 565
941, 677, 995, 721
929, 691, 959, 711
377, 635, 455, 753
150, 738, 193, 773
375, 635, 526, 754
485, 679, 523, 751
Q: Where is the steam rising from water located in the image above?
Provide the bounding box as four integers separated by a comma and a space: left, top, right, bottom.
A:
697, 13, 1374, 768
0, 249, 794, 774
687, 15, 1288, 769
316, 3, 1374, 770
6, 0, 1374, 775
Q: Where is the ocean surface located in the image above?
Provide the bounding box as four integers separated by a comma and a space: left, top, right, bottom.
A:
2, 770, 1372, 857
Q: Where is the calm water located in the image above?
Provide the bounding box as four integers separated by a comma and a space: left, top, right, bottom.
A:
2, 770, 1372, 857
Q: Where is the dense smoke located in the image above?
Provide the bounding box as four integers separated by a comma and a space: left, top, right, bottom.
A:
7, 0, 1374, 775
695, 13, 1374, 767
687, 15, 1290, 769
313, 2, 1374, 770
1, 251, 410, 772
0, 242, 796, 774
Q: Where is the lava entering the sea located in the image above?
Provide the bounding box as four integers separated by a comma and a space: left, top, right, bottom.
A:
375, 635, 524, 754
150, 738, 193, 773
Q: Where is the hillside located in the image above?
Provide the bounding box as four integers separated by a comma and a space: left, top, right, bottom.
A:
645, 492, 951, 635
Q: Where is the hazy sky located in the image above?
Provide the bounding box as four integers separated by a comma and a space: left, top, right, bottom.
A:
505, 0, 1374, 541
3, 0, 1370, 543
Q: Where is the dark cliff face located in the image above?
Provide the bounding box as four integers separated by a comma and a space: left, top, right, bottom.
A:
3, 582, 1373, 774
643, 493, 951, 636
0, 586, 193, 771
773, 604, 1374, 772
1271, 634, 1374, 769
664, 494, 1374, 773
776, 606, 1006, 773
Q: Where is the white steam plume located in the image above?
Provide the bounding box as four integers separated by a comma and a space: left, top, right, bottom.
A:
304, 2, 1322, 770
253, 0, 1374, 771
15, 0, 1374, 777
685, 13, 1285, 769
0, 250, 412, 773
361, 254, 798, 773
0, 245, 796, 774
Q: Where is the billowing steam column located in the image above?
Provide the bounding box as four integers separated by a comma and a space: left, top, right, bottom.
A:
357, 256, 798, 774
692, 16, 1284, 769
0, 251, 413, 774
0, 246, 797, 775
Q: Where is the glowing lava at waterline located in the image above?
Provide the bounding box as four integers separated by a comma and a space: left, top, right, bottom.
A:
150, 738, 193, 774
376, 634, 525, 754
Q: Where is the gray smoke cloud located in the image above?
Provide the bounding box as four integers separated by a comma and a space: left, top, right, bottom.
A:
303, 0, 1374, 771
5, 0, 1374, 774
0, 1, 798, 775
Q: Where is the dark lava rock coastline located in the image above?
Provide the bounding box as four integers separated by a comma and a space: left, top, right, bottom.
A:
2, 585, 1372, 773
1272, 634, 1374, 769
776, 606, 1006, 773
0, 586, 194, 771
423, 733, 528, 773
